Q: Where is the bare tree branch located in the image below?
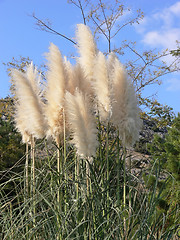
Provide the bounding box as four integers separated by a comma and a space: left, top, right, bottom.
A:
32, 13, 77, 45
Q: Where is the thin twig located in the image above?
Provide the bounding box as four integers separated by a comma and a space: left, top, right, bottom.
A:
32, 14, 77, 45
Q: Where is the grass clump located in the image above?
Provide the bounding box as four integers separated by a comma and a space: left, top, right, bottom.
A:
0, 24, 179, 239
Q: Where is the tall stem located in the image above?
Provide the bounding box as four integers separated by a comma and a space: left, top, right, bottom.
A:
56, 136, 61, 211
25, 143, 29, 197
63, 109, 67, 214
30, 135, 35, 227
123, 146, 127, 236
25, 142, 29, 236
75, 155, 79, 200
75, 154, 79, 239
89, 162, 97, 240
56, 136, 62, 240
106, 122, 110, 224
117, 132, 120, 207
86, 157, 90, 197
128, 150, 132, 233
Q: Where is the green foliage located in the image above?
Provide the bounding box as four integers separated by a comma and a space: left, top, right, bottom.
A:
0, 118, 25, 172
145, 113, 180, 231
140, 98, 175, 128
0, 97, 14, 120
1, 1, 179, 238
0, 127, 179, 239
170, 44, 180, 57
0, 118, 25, 203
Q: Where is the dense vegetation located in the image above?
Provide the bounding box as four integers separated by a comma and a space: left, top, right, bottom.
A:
0, 1, 179, 239
0, 102, 179, 239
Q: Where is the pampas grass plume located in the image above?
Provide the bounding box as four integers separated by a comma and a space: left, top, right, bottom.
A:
64, 57, 77, 95
76, 24, 97, 84
26, 62, 41, 96
65, 90, 98, 158
45, 43, 67, 140
93, 51, 112, 121
111, 58, 142, 147
12, 69, 46, 141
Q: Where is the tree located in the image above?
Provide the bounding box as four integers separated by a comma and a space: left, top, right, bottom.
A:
0, 97, 14, 121
0, 118, 25, 171
144, 114, 180, 229
32, 0, 180, 104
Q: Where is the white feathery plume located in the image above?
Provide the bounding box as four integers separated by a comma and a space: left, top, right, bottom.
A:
64, 57, 77, 95
93, 51, 112, 121
15, 104, 31, 143
26, 62, 41, 96
76, 24, 97, 78
12, 69, 46, 142
111, 58, 142, 147
63, 59, 88, 95
45, 43, 67, 140
65, 90, 98, 158
107, 52, 118, 76
75, 24, 97, 96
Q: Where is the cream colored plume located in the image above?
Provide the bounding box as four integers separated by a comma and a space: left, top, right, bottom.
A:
45, 43, 67, 140
111, 58, 142, 147
65, 90, 98, 158
64, 59, 88, 95
26, 62, 41, 95
76, 24, 97, 96
12, 69, 46, 142
107, 52, 118, 77
93, 51, 112, 121
64, 57, 77, 95
74, 63, 93, 96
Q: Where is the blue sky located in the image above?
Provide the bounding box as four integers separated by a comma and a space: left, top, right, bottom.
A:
0, 0, 180, 114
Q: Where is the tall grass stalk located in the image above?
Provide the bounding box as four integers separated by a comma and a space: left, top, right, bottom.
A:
86, 161, 89, 198
117, 131, 121, 207
123, 146, 127, 237
0, 139, 179, 239
75, 155, 79, 200
56, 137, 61, 205
25, 142, 29, 236
5, 24, 178, 239
56, 135, 62, 240
106, 122, 110, 225
63, 109, 67, 215
128, 151, 132, 232
25, 143, 29, 198
30, 135, 36, 227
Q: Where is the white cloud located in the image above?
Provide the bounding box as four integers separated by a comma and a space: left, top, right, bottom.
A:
143, 28, 180, 49
169, 1, 180, 15
136, 1, 180, 50
166, 78, 180, 91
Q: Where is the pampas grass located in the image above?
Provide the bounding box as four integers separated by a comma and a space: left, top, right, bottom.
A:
76, 24, 97, 80
12, 69, 46, 140
93, 51, 112, 121
111, 58, 142, 147
64, 57, 76, 95
75, 24, 97, 98
12, 66, 46, 229
5, 23, 179, 240
65, 90, 98, 158
65, 89, 98, 197
26, 62, 41, 96
45, 43, 67, 141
